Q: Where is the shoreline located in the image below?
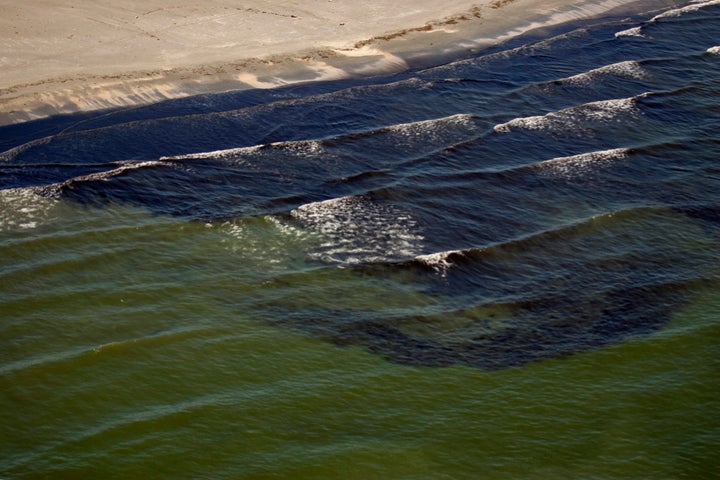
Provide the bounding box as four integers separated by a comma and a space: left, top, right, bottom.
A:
0, 0, 681, 125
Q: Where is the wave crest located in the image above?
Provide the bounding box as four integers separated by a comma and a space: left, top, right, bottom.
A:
292, 196, 425, 265
650, 0, 720, 21
533, 148, 630, 178
615, 26, 644, 38
493, 97, 638, 134
560, 61, 647, 84
0, 187, 59, 231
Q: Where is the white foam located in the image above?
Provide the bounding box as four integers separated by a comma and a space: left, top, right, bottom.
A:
271, 139, 325, 156
561, 60, 647, 85
386, 113, 476, 133
534, 147, 630, 178
0, 134, 55, 163
36, 160, 169, 199
707, 46, 720, 55
615, 26, 644, 38
379, 113, 479, 145
73, 161, 166, 183
0, 187, 59, 231
650, 0, 720, 21
599, 61, 647, 79
165, 114, 476, 162
415, 249, 464, 274
291, 196, 424, 265
162, 145, 263, 161
614, 1, 720, 39
493, 97, 638, 134
163, 140, 324, 162
219, 215, 312, 268
1, 162, 165, 231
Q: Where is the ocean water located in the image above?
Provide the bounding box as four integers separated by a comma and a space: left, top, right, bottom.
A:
1, 1, 719, 478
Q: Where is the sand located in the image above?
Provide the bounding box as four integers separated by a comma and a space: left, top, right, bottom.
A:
0, 0, 658, 124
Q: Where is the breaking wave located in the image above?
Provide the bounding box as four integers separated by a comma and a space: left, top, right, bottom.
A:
493, 97, 639, 133
1, 0, 718, 372
291, 196, 425, 265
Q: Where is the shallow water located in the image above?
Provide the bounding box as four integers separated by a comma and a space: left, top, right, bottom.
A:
1, 1, 719, 478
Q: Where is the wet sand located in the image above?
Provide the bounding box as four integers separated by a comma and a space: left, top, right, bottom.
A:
0, 0, 655, 124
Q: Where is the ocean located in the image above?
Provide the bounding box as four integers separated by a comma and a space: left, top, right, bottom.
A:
1, 1, 719, 478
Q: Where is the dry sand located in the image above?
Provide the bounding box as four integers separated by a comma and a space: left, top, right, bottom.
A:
0, 0, 652, 124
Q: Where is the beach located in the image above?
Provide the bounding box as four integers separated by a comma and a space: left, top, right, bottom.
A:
2, 0, 718, 477
0, 0, 656, 124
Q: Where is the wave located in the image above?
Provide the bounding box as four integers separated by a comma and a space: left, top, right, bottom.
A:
408, 203, 718, 274
162, 113, 480, 162
217, 215, 316, 273
162, 144, 267, 161
649, 0, 720, 21
406, 135, 708, 184
493, 97, 639, 133
291, 195, 425, 265
0, 77, 437, 170
0, 325, 212, 376
216, 194, 426, 267
614, 26, 644, 38
615, 0, 720, 37
395, 145, 635, 192
557, 61, 648, 85
531, 147, 630, 178
0, 187, 59, 231
162, 140, 326, 164
38, 160, 169, 198
372, 113, 479, 143
0, 136, 55, 163
290, 202, 720, 369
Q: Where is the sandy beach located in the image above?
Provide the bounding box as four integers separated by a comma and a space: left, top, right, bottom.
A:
3, 0, 718, 477
0, 0, 654, 124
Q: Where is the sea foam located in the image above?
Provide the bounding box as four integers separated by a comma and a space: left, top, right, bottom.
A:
0, 187, 58, 231
650, 0, 720, 21
493, 97, 638, 134
534, 148, 630, 178
615, 26, 644, 38
560, 61, 647, 85
40, 161, 168, 198
291, 196, 424, 265
615, 0, 720, 38
163, 113, 478, 163
162, 141, 323, 162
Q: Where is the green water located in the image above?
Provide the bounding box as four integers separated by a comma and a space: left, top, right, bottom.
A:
1, 196, 718, 479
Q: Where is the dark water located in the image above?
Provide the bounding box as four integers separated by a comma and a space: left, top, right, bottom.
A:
1, 1, 719, 478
